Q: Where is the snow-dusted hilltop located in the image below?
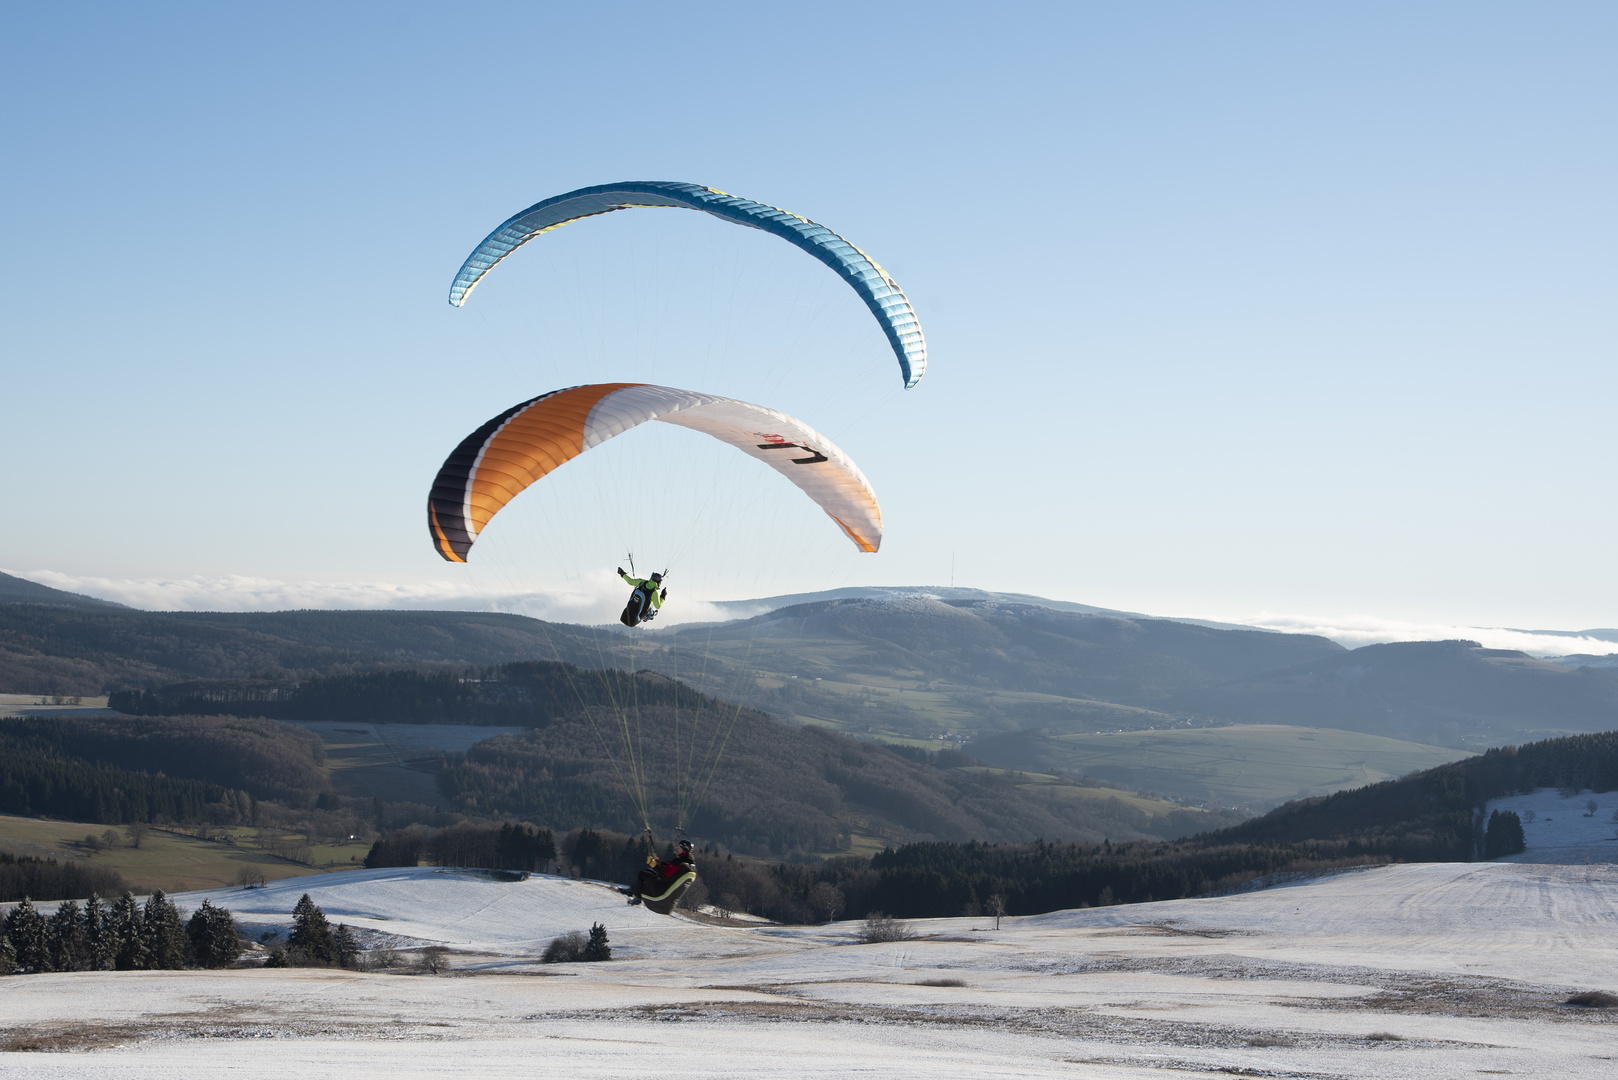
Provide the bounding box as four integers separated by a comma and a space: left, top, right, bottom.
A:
6, 859, 1615, 1079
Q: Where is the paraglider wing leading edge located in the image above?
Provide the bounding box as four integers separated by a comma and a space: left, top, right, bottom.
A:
447, 181, 927, 389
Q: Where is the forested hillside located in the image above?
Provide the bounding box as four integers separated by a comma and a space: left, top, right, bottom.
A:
436, 703, 1231, 854
110, 663, 704, 727
0, 715, 326, 808
0, 603, 595, 695
1206, 729, 1618, 857
5, 656, 1239, 857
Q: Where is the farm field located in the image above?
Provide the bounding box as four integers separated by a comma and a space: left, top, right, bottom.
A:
0, 814, 369, 893
286, 720, 527, 806
1030, 724, 1471, 807
958, 767, 1219, 820
0, 693, 114, 717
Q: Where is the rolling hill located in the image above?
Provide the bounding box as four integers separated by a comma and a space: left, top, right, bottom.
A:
0, 571, 124, 609
1174, 639, 1618, 749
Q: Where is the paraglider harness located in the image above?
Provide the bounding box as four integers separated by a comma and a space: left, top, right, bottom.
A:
618, 565, 667, 627
623, 831, 697, 916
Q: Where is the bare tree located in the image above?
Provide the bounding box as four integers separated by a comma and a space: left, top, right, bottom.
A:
125, 822, 150, 849
859, 913, 914, 943
987, 893, 1007, 931
362, 948, 404, 972
101, 829, 121, 849
1585, 800, 1599, 818
419, 946, 451, 974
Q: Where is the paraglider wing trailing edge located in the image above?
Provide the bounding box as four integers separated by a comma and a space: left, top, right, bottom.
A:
427, 383, 883, 563
447, 181, 927, 389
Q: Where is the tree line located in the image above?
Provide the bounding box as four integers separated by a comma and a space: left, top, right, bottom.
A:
363, 821, 557, 872
0, 851, 128, 904
1, 889, 240, 974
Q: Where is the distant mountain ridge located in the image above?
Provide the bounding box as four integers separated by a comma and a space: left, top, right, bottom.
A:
0, 571, 126, 609
3, 583, 1613, 769
707, 585, 1270, 632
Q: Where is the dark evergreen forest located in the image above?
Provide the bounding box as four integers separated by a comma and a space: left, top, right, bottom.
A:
1, 851, 127, 904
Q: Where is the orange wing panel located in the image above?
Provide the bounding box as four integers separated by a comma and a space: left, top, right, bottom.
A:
466, 383, 638, 533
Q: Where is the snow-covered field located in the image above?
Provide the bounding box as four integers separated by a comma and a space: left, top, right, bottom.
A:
1485, 787, 1618, 864
4, 853, 1616, 1079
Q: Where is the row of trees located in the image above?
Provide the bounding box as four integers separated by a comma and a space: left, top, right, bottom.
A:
541, 923, 610, 963
363, 821, 557, 872
1, 851, 127, 904
677, 837, 1389, 923
1, 890, 240, 974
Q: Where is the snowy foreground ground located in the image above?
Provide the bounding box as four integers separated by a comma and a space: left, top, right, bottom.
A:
4, 857, 1616, 1079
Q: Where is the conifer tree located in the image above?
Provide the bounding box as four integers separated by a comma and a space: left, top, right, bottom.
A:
1484, 809, 1527, 858
143, 890, 186, 969
84, 892, 114, 971
0, 935, 16, 975
185, 900, 241, 968
288, 893, 338, 965
110, 891, 150, 970
335, 924, 359, 969
46, 899, 87, 972
583, 922, 611, 962
3, 897, 48, 973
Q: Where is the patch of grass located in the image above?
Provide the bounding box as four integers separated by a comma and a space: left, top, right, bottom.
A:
914, 977, 965, 987
1565, 990, 1618, 1008
1365, 1031, 1404, 1041
0, 813, 366, 893
1245, 1035, 1292, 1047
810, 832, 890, 860
956, 767, 1202, 819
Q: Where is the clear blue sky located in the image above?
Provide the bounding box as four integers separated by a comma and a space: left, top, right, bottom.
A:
3, 2, 1614, 630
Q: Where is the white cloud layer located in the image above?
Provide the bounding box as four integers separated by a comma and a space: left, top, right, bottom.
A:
1206, 611, 1618, 659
